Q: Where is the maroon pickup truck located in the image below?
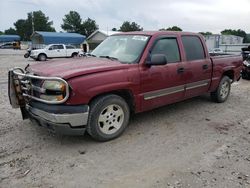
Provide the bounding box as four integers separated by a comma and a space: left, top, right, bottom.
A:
8, 31, 242, 141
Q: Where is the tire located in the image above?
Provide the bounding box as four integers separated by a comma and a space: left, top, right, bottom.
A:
72, 53, 78, 58
211, 76, 231, 103
24, 53, 29, 58
38, 54, 47, 61
87, 95, 130, 141
242, 71, 250, 80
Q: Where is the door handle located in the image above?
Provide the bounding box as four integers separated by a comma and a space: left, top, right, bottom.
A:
177, 67, 185, 74
203, 64, 209, 70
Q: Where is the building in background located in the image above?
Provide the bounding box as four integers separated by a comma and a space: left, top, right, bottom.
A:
30, 31, 88, 51
87, 30, 120, 51
0, 35, 21, 49
205, 34, 244, 53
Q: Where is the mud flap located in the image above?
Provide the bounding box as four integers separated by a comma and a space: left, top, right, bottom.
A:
20, 107, 29, 120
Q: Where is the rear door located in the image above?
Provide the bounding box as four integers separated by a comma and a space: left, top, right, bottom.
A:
140, 36, 186, 111
181, 35, 212, 98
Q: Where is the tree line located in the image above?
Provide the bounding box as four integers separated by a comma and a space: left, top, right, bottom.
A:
1, 10, 250, 43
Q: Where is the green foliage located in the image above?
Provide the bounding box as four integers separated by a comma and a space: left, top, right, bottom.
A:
28, 11, 55, 32
221, 29, 248, 43
61, 11, 98, 37
61, 11, 82, 33
14, 10, 55, 40
119, 21, 143, 32
0, 31, 3, 35
4, 27, 17, 35
81, 18, 99, 37
246, 34, 250, 43
112, 28, 117, 31
14, 19, 29, 40
199, 31, 213, 36
160, 26, 182, 31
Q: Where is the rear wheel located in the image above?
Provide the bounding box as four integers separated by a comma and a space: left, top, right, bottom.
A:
87, 95, 130, 141
38, 54, 47, 61
211, 76, 231, 103
72, 53, 78, 58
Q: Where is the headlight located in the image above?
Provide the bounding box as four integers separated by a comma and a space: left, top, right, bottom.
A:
243, 60, 250, 67
42, 80, 66, 91
40, 80, 67, 101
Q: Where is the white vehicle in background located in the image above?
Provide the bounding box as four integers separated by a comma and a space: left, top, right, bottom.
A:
209, 48, 224, 54
30, 44, 83, 61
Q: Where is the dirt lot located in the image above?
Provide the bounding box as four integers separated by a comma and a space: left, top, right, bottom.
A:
0, 49, 250, 188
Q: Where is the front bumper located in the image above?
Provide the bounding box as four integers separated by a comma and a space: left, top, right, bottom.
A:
26, 102, 89, 135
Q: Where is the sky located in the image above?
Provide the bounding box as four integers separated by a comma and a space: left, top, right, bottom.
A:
0, 0, 250, 34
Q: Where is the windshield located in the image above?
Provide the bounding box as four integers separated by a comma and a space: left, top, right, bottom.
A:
91, 35, 150, 63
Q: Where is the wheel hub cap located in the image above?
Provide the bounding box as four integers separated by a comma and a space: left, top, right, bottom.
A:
220, 81, 229, 99
98, 104, 124, 135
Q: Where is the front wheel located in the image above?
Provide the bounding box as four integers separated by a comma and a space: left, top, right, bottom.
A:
87, 95, 130, 141
211, 76, 231, 103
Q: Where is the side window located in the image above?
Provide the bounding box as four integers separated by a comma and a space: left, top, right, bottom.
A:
181, 36, 205, 61
66, 45, 75, 49
57, 45, 64, 49
51, 45, 57, 50
151, 38, 180, 63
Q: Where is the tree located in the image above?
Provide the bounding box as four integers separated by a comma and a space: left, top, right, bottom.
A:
119, 21, 143, 32
199, 31, 212, 36
14, 10, 55, 40
61, 11, 82, 33
61, 12, 98, 37
28, 11, 55, 32
81, 18, 99, 37
0, 31, 3, 35
14, 19, 29, 40
221, 29, 249, 43
160, 26, 182, 31
4, 27, 17, 35
112, 28, 117, 31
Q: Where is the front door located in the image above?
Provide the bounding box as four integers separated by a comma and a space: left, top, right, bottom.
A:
47, 45, 65, 57
140, 37, 186, 112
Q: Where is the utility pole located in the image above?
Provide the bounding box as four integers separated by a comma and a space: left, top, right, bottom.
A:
32, 11, 34, 33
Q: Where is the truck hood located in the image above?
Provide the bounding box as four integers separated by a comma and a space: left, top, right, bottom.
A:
28, 57, 129, 79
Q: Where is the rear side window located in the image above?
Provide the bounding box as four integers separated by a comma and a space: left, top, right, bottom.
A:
182, 36, 205, 61
57, 45, 64, 49
66, 45, 75, 49
151, 38, 180, 63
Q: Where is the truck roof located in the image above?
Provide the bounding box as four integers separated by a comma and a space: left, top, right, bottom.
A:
113, 31, 201, 37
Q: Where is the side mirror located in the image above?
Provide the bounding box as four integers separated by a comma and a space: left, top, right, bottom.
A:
49, 47, 52, 50
146, 54, 167, 66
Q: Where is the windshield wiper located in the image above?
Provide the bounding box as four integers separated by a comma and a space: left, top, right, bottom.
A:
99, 55, 118, 61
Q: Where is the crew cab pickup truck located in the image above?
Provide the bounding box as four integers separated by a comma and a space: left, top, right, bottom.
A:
8, 31, 242, 141
30, 44, 83, 61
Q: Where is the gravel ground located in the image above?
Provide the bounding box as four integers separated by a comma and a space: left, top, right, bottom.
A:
0, 49, 250, 188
